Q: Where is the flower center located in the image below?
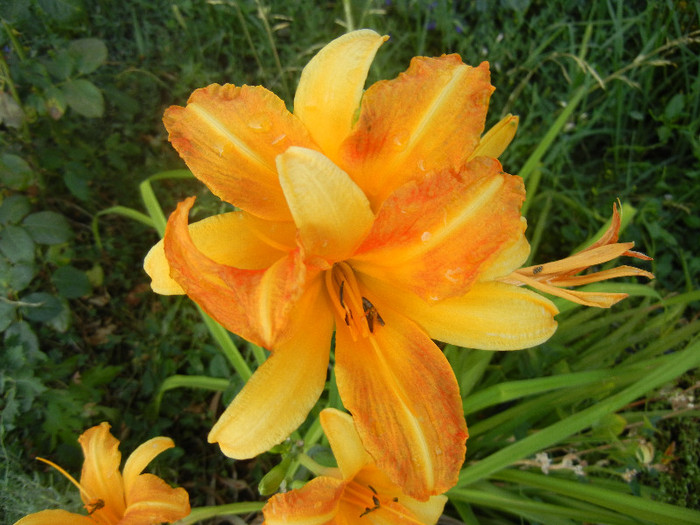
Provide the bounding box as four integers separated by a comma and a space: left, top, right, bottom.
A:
342, 482, 399, 518
325, 262, 384, 341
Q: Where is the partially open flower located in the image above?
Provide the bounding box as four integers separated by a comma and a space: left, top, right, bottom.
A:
263, 409, 447, 525
500, 203, 653, 307
14, 422, 190, 525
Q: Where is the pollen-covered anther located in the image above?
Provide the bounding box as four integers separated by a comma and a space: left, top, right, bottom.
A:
325, 262, 383, 341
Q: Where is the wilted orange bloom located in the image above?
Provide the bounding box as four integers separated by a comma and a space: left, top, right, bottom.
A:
501, 203, 654, 307
15, 422, 190, 525
144, 29, 650, 499
263, 409, 447, 525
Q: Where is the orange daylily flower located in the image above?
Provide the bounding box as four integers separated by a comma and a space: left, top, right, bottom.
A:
143, 29, 648, 499
263, 408, 447, 525
15, 422, 190, 525
500, 203, 654, 307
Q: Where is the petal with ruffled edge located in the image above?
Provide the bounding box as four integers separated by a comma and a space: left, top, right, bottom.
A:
334, 302, 467, 500
277, 147, 375, 264
121, 474, 190, 525
352, 158, 525, 301
294, 29, 387, 163
365, 276, 558, 350
78, 422, 126, 524
163, 197, 308, 347
163, 84, 318, 221
208, 276, 334, 459
264, 477, 345, 525
339, 58, 493, 208
13, 510, 95, 525
145, 210, 295, 295
122, 437, 174, 495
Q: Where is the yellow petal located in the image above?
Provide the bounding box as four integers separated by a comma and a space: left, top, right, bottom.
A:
163, 84, 318, 221
277, 147, 375, 262
339, 57, 493, 208
208, 277, 333, 458
13, 510, 95, 525
320, 408, 373, 480
122, 437, 174, 495
294, 29, 387, 162
263, 477, 345, 525
122, 474, 190, 525
78, 422, 126, 523
365, 277, 558, 350
352, 158, 525, 301
144, 210, 295, 295
469, 114, 519, 160
334, 303, 467, 499
163, 197, 309, 347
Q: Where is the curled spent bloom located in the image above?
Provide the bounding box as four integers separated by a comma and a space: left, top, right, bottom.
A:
500, 203, 654, 307
145, 29, 562, 499
15, 422, 190, 525
263, 408, 447, 525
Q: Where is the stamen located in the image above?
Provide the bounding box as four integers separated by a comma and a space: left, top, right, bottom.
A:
37, 457, 95, 500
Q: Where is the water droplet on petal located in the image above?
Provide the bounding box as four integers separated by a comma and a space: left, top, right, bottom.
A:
421, 231, 432, 242
248, 115, 271, 133
391, 131, 410, 150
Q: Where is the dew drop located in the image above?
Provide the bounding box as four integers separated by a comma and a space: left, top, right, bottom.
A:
248, 116, 271, 133
391, 131, 409, 150
421, 231, 432, 242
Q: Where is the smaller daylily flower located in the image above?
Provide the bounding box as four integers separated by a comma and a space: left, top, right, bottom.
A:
500, 203, 654, 307
14, 422, 190, 525
263, 408, 447, 525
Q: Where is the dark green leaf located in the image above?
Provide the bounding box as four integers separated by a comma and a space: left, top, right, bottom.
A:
19, 292, 62, 322
4, 321, 40, 355
36, 0, 84, 23
0, 154, 36, 191
52, 265, 91, 299
0, 195, 31, 225
0, 259, 36, 294
0, 225, 35, 263
43, 49, 73, 80
0, 301, 16, 331
68, 38, 108, 74
22, 211, 73, 245
63, 79, 104, 118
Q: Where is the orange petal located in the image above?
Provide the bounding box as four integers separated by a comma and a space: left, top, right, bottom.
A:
507, 272, 631, 308
122, 474, 190, 525
263, 477, 345, 525
163, 84, 318, 220
78, 422, 126, 523
339, 58, 493, 208
144, 210, 295, 295
364, 276, 558, 351
208, 277, 333, 459
320, 408, 373, 480
352, 158, 526, 301
469, 114, 519, 160
13, 510, 95, 525
122, 437, 174, 495
334, 304, 467, 499
163, 197, 309, 347
277, 147, 375, 263
294, 29, 388, 162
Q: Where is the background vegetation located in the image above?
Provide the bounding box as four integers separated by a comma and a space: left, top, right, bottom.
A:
1, 0, 698, 523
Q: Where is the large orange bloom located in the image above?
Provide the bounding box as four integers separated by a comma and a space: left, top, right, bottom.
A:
263, 409, 447, 524
144, 29, 649, 499
15, 422, 190, 525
